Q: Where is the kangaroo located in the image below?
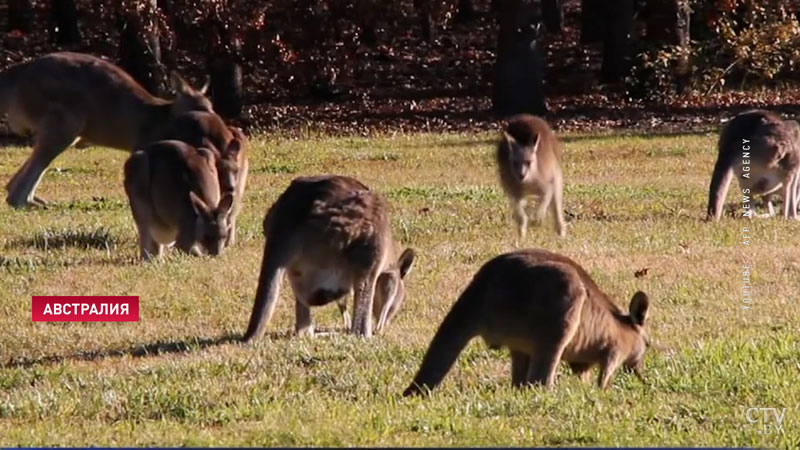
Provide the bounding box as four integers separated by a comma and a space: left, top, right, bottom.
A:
707, 109, 800, 221
0, 52, 213, 207
403, 249, 650, 396
496, 114, 566, 238
123, 140, 233, 260
159, 111, 249, 246
242, 175, 416, 342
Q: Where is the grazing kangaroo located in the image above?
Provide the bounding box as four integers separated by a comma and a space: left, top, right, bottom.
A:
707, 109, 800, 221
496, 114, 566, 238
160, 111, 249, 246
403, 249, 650, 396
242, 175, 416, 342
0, 52, 213, 207
123, 140, 233, 260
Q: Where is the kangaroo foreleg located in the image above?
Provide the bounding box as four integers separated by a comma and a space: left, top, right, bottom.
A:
351, 271, 379, 337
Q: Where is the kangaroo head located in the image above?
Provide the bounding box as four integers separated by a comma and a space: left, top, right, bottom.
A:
170, 71, 213, 115
623, 291, 650, 380
373, 248, 416, 333
216, 138, 244, 194
504, 131, 539, 181
189, 192, 234, 256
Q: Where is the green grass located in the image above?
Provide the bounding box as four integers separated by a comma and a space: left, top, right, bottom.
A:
0, 131, 798, 447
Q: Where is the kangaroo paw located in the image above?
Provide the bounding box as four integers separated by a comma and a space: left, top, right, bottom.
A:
31, 195, 49, 207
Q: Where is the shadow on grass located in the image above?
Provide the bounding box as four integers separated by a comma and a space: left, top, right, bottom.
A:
7, 227, 121, 251
2, 327, 360, 369
1, 333, 259, 369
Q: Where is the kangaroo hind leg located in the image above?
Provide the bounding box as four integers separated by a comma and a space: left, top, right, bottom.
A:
527, 282, 583, 387
510, 351, 532, 388
6, 111, 83, 208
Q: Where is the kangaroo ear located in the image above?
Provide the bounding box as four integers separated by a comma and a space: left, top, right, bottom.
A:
629, 291, 649, 326
196, 147, 216, 165
189, 191, 209, 215
170, 71, 192, 94
217, 193, 234, 217
225, 139, 241, 158
503, 131, 517, 149
199, 76, 210, 95
531, 133, 541, 153
397, 248, 416, 278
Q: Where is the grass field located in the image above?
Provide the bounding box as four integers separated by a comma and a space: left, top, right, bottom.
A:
0, 131, 798, 447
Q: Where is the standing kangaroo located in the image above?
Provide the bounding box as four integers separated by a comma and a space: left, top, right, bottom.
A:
496, 114, 566, 238
0, 52, 213, 207
242, 175, 416, 342
123, 140, 233, 260
707, 110, 800, 221
160, 111, 249, 246
403, 249, 650, 395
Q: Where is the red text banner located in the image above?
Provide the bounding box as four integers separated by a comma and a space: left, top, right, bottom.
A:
32, 296, 140, 322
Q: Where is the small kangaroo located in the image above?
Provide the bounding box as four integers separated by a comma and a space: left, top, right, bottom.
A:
707, 109, 800, 221
403, 249, 650, 396
123, 140, 233, 260
0, 52, 213, 207
159, 111, 249, 246
496, 114, 566, 238
242, 175, 416, 342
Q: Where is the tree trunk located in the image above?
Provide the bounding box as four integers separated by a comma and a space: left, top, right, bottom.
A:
456, 0, 477, 23
357, 0, 378, 46
8, 0, 34, 33
580, 0, 603, 44
414, 0, 435, 43
600, 0, 633, 83
644, 0, 690, 92
493, 0, 546, 116
542, 0, 563, 33
208, 54, 243, 119
117, 0, 166, 96
156, 0, 170, 15
50, 0, 82, 46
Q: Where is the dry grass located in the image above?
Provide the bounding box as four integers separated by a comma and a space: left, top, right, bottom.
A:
0, 131, 797, 447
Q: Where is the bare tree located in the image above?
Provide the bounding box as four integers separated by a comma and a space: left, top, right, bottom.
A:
493, 0, 546, 115
50, 0, 82, 46
8, 0, 34, 33
542, 0, 563, 33
600, 0, 634, 83
643, 0, 690, 92
118, 0, 167, 95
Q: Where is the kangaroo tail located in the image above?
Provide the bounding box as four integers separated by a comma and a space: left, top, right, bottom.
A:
241, 239, 291, 343
707, 116, 751, 221
706, 148, 735, 221
403, 279, 483, 397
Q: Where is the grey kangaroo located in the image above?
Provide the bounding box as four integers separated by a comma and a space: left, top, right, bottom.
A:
0, 52, 213, 207
707, 110, 800, 221
123, 140, 233, 260
242, 175, 415, 342
404, 249, 650, 395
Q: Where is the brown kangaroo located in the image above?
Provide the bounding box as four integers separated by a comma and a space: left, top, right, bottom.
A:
159, 111, 249, 246
707, 109, 800, 221
403, 249, 650, 396
496, 114, 566, 238
242, 175, 415, 342
0, 52, 213, 207
123, 140, 233, 260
